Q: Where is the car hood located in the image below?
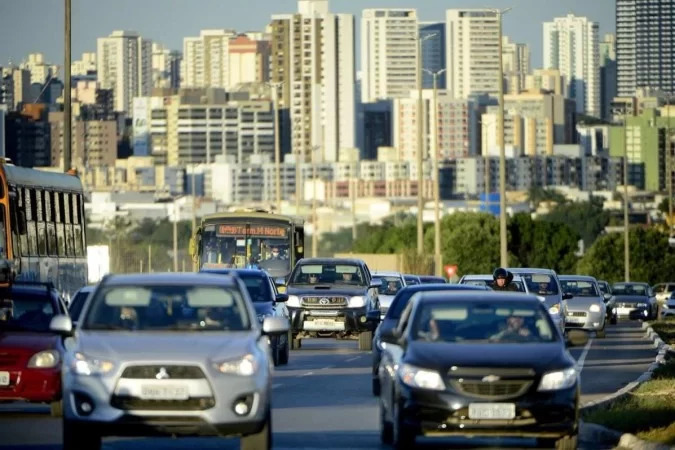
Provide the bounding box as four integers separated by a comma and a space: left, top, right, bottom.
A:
0, 332, 61, 353
404, 341, 570, 375
286, 286, 367, 297
72, 331, 259, 362
566, 297, 604, 311
613, 295, 650, 304
252, 302, 274, 316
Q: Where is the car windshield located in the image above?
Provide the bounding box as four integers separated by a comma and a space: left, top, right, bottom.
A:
612, 284, 648, 296
0, 291, 55, 332
82, 284, 251, 331
520, 273, 560, 295
420, 277, 446, 284
404, 276, 420, 285
560, 280, 599, 297
237, 273, 275, 303
374, 276, 403, 295
462, 279, 526, 292
68, 290, 91, 322
289, 263, 366, 287
412, 301, 555, 344
598, 283, 610, 295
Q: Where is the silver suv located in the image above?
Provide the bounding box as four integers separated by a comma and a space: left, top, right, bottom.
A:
53, 273, 288, 450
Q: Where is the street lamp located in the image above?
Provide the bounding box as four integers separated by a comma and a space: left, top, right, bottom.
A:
622, 108, 631, 281
666, 95, 674, 238
422, 67, 447, 277
416, 32, 438, 255
311, 145, 321, 257
480, 115, 497, 211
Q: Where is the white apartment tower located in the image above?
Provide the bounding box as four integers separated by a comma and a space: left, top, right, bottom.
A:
270, 0, 355, 163
183, 29, 236, 89
361, 9, 419, 103
543, 14, 600, 117
97, 31, 152, 113
152, 43, 181, 89
446, 9, 501, 99
502, 36, 531, 94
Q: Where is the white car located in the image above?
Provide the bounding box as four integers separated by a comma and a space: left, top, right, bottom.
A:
371, 271, 406, 319
652, 283, 675, 304
662, 293, 675, 317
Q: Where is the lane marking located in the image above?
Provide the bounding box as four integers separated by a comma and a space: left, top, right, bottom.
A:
345, 356, 359, 362
272, 383, 283, 389
575, 337, 594, 373
300, 371, 314, 377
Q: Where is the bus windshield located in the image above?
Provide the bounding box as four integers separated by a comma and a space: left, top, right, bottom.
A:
200, 222, 291, 277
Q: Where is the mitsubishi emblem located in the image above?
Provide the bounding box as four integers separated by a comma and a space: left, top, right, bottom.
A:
156, 367, 170, 380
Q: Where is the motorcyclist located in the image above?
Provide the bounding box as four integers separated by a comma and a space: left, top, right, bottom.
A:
491, 268, 519, 292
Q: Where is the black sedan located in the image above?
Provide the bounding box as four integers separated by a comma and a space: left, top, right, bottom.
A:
611, 282, 658, 321
597, 280, 617, 325
369, 283, 487, 396
378, 292, 586, 450
200, 268, 291, 365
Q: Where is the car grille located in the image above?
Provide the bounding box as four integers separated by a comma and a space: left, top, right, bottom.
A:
110, 396, 215, 411
570, 311, 587, 317
447, 367, 534, 400
301, 296, 348, 308
0, 353, 21, 368
121, 365, 206, 379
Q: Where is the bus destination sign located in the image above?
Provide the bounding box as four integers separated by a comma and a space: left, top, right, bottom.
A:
217, 224, 288, 238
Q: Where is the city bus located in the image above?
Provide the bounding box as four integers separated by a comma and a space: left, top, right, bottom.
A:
0, 162, 87, 298
190, 210, 304, 279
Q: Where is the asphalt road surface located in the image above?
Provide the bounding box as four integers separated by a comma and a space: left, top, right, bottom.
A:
0, 321, 655, 450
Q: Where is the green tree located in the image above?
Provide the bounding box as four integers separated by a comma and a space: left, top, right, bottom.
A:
577, 228, 675, 284
540, 197, 610, 248
527, 186, 567, 208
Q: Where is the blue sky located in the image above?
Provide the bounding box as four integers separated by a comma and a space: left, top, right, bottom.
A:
1, 0, 614, 70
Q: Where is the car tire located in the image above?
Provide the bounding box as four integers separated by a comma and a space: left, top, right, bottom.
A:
358, 331, 373, 351
50, 400, 62, 418
610, 315, 617, 325
372, 376, 381, 396
392, 401, 416, 450
278, 336, 290, 365
241, 410, 272, 450
596, 324, 606, 339
380, 399, 393, 445
63, 418, 101, 450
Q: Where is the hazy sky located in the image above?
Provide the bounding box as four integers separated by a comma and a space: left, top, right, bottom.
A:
1, 0, 615, 71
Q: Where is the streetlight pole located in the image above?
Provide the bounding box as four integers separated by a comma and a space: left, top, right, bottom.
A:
495, 8, 511, 267
667, 96, 673, 236
623, 111, 630, 281
64, 0, 72, 172
311, 145, 320, 257
423, 68, 447, 277
173, 201, 178, 272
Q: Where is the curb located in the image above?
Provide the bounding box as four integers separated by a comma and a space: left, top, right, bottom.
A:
581, 321, 673, 449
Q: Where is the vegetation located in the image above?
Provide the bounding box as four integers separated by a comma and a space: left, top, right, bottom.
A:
539, 197, 610, 248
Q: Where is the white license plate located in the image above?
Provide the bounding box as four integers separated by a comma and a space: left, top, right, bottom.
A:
468, 403, 516, 420
616, 307, 634, 315
0, 371, 9, 386
304, 320, 345, 331
140, 384, 189, 400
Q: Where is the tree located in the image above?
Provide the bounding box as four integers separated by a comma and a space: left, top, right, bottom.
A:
540, 197, 610, 248
577, 228, 675, 285
527, 186, 567, 208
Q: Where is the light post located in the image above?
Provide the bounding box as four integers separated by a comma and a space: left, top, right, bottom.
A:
422, 68, 447, 277
172, 199, 179, 272
64, 0, 72, 172
622, 109, 630, 281
311, 145, 321, 257
666, 96, 674, 237
481, 115, 497, 211
496, 8, 511, 267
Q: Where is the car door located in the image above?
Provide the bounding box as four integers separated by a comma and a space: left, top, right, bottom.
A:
379, 301, 412, 415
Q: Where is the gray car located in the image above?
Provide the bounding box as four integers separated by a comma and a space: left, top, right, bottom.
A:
372, 271, 406, 319
54, 273, 288, 450
559, 275, 607, 338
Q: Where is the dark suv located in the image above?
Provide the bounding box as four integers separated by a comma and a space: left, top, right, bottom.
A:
284, 258, 381, 351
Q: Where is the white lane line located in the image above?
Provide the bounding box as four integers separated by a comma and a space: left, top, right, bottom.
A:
300, 371, 314, 377
272, 383, 283, 389
345, 356, 359, 362
575, 338, 594, 373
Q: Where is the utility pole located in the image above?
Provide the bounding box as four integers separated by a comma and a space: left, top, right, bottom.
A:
351, 177, 357, 241
148, 244, 152, 273
623, 111, 630, 281
64, 0, 72, 172
311, 146, 320, 257
496, 8, 512, 267
173, 202, 178, 272
667, 97, 673, 237
191, 166, 197, 234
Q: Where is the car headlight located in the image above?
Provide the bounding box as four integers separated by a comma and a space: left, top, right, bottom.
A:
348, 296, 366, 308
637, 303, 647, 308
27, 350, 60, 369
548, 304, 560, 315
215, 354, 257, 376
589, 304, 601, 313
399, 363, 445, 391
287, 295, 300, 307
538, 367, 577, 391
72, 352, 115, 376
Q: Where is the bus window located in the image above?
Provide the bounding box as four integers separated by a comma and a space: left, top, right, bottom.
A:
36, 190, 46, 256
17, 188, 28, 256
73, 194, 84, 256
45, 191, 58, 257
64, 193, 74, 256
0, 206, 7, 258
26, 188, 38, 256
56, 192, 66, 256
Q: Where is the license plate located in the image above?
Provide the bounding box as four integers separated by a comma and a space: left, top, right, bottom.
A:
140, 384, 189, 400
468, 403, 516, 420
316, 320, 341, 328
0, 371, 9, 386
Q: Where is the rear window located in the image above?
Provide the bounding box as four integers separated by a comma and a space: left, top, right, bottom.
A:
237, 274, 274, 303
1, 289, 55, 332
560, 280, 599, 297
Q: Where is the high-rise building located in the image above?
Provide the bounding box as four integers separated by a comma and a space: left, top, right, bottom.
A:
525, 69, 566, 96
72, 52, 97, 77
543, 14, 600, 117
270, 0, 355, 163
4, 104, 51, 167
49, 111, 118, 170
6, 68, 31, 110
502, 36, 531, 94
617, 0, 675, 97
97, 31, 152, 113
419, 22, 446, 90
151, 43, 181, 89
599, 33, 617, 121
356, 100, 392, 160
228, 34, 271, 87
446, 9, 501, 99
21, 53, 54, 85
183, 29, 236, 89
361, 9, 419, 103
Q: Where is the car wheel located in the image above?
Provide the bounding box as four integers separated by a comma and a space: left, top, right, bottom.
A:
241, 409, 272, 450
278, 337, 290, 365
596, 323, 606, 339
50, 400, 62, 417
380, 398, 393, 445
372, 376, 381, 396
610, 314, 617, 325
392, 401, 416, 450
63, 418, 101, 450
358, 331, 373, 351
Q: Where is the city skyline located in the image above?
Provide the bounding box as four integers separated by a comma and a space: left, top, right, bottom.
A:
1, 0, 614, 71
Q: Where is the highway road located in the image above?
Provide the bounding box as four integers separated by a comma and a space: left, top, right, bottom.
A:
0, 321, 655, 450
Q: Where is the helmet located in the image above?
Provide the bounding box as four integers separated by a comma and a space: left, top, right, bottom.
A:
493, 268, 508, 281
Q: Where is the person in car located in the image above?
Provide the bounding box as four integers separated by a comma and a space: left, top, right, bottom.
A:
491, 268, 519, 291
308, 273, 320, 284
385, 280, 399, 294
490, 314, 535, 341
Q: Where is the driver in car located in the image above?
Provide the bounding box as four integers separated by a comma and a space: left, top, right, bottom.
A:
385, 280, 399, 294
490, 314, 534, 341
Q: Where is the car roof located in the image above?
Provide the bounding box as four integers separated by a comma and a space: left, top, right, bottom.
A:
297, 258, 364, 265
462, 274, 524, 281
558, 275, 597, 282
613, 281, 649, 287
76, 285, 96, 293
414, 291, 539, 305
507, 268, 557, 275
10, 283, 56, 295
201, 268, 269, 277
103, 272, 239, 287
372, 271, 403, 277
401, 283, 486, 293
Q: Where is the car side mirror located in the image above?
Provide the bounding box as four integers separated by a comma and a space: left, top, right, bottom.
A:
603, 293, 612, 302
275, 293, 289, 303
370, 279, 383, 289
566, 329, 589, 347
262, 317, 289, 336
49, 315, 74, 337
562, 292, 574, 300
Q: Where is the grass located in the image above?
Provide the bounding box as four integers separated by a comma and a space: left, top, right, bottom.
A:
583, 319, 675, 445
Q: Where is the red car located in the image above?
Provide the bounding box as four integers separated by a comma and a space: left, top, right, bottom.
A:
0, 282, 69, 416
